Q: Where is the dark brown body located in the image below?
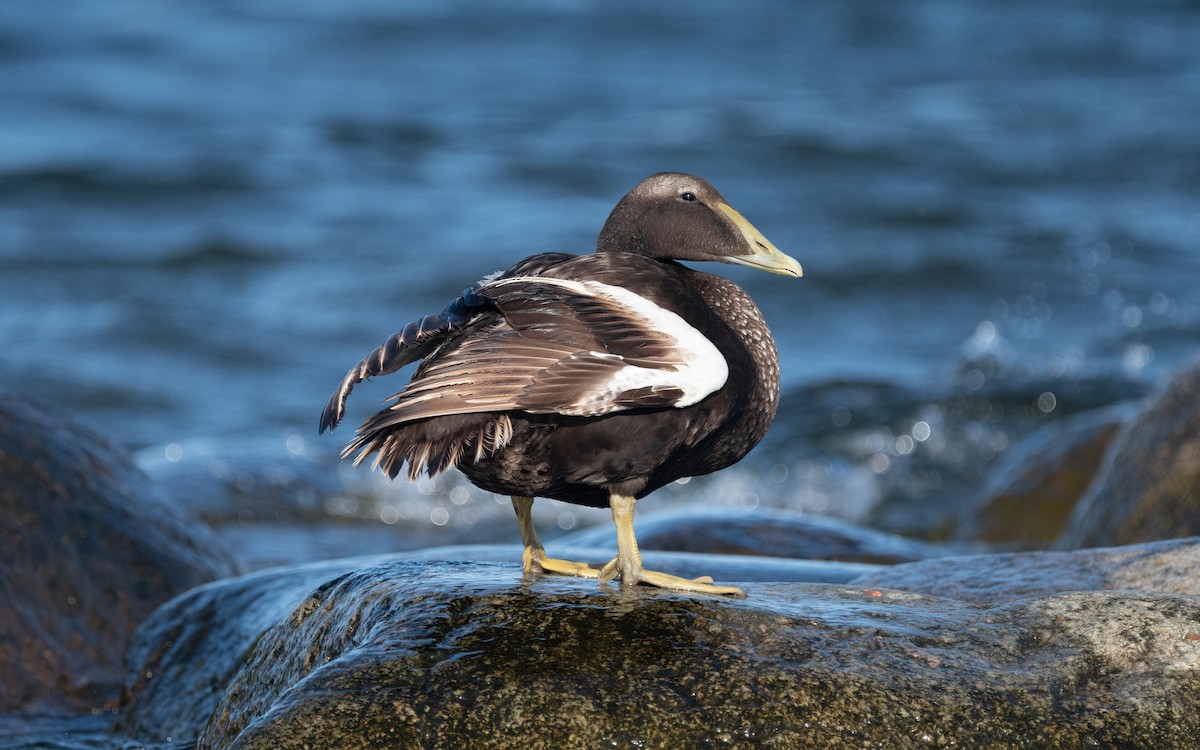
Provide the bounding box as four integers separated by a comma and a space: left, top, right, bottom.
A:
365, 252, 781, 508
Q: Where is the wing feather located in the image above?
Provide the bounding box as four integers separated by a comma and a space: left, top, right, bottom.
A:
318, 285, 492, 432
326, 253, 733, 479
370, 275, 728, 426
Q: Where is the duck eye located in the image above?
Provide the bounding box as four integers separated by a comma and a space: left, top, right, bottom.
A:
680, 192, 697, 202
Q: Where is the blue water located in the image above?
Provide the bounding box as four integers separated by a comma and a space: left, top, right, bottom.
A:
3, 0, 1199, 553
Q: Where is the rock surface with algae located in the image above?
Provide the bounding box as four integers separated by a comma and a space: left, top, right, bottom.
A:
111, 547, 1200, 750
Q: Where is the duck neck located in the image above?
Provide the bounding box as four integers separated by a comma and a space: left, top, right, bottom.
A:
595, 196, 646, 255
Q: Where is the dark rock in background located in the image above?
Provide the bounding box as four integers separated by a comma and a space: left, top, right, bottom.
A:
962, 405, 1127, 547
1058, 360, 1200, 549
0, 395, 238, 713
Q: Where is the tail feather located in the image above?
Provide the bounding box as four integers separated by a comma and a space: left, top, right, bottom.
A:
346, 414, 514, 482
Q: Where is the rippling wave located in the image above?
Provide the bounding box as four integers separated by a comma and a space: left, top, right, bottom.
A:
2, 0, 1198, 548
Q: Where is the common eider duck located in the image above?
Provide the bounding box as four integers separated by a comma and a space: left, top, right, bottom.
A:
320, 173, 801, 596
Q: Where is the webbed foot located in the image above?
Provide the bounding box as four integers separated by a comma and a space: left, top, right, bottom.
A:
600, 494, 746, 597
523, 545, 601, 578
512, 495, 600, 579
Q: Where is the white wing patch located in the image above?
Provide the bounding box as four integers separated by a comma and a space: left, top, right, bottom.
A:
485, 276, 729, 415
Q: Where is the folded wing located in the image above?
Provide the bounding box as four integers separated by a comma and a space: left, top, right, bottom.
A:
364, 275, 729, 429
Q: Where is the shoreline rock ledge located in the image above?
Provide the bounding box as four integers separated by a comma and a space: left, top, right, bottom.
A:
119, 546, 1200, 750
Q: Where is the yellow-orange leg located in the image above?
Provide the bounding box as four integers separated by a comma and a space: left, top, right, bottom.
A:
597, 494, 746, 597
511, 496, 600, 578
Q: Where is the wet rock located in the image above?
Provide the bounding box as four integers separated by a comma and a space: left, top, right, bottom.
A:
962, 405, 1127, 547
118, 558, 374, 742
852, 536, 1200, 604
0, 394, 238, 713
1058, 361, 1200, 549
399, 543, 882, 582
116, 549, 875, 744
118, 555, 1200, 749
555, 508, 949, 564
